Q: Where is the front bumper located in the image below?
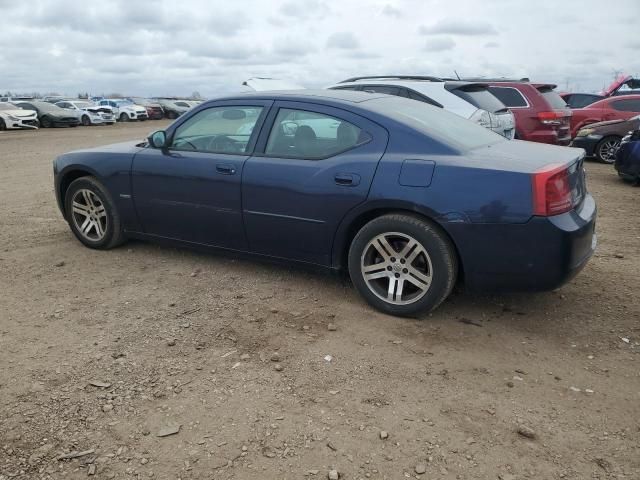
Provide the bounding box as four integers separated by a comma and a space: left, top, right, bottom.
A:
614, 141, 640, 179
5, 117, 38, 129
570, 135, 600, 156
447, 193, 597, 292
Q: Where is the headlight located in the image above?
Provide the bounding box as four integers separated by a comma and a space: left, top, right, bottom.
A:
576, 128, 594, 137
8, 115, 20, 121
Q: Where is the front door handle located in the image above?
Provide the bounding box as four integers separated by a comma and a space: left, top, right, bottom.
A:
216, 163, 236, 175
334, 173, 360, 186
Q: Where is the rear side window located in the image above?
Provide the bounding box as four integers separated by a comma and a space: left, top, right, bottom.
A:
611, 99, 640, 112
450, 86, 507, 113
331, 86, 360, 91
265, 108, 369, 160
537, 87, 568, 109
360, 85, 401, 96
488, 86, 528, 108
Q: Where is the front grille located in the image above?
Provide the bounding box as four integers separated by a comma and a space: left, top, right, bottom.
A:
23, 120, 38, 126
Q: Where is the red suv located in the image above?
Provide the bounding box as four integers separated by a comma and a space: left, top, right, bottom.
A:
569, 95, 640, 138
462, 79, 572, 145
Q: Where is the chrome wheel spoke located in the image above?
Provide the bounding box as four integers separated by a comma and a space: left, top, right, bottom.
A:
94, 204, 106, 218
387, 277, 398, 301
372, 236, 395, 261
405, 244, 426, 265
363, 262, 388, 273
82, 190, 95, 208
94, 219, 105, 237
72, 201, 90, 217
365, 270, 391, 281
405, 267, 431, 289
398, 238, 418, 259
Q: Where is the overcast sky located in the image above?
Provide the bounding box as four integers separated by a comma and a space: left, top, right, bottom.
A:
1, 0, 638, 97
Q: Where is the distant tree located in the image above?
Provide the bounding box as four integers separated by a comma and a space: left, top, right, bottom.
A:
191, 91, 202, 100
108, 93, 124, 98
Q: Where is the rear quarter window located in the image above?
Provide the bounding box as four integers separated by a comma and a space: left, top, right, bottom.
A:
537, 87, 568, 109
450, 86, 507, 113
487, 86, 528, 108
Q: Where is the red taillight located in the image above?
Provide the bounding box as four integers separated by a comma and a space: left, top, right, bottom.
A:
532, 164, 573, 216
537, 111, 569, 125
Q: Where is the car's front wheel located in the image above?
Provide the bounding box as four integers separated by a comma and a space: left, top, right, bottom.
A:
81, 115, 91, 126
348, 214, 457, 317
119, 113, 128, 122
595, 136, 621, 164
64, 177, 125, 249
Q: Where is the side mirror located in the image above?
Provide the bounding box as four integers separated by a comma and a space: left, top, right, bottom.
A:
148, 130, 167, 149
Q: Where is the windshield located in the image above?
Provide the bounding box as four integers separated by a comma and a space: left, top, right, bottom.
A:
114, 100, 133, 106
450, 86, 507, 113
31, 102, 64, 113
367, 96, 504, 151
75, 102, 94, 109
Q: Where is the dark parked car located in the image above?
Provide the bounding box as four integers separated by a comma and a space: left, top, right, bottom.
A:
15, 101, 80, 128
460, 79, 572, 145
156, 99, 190, 119
615, 128, 640, 183
570, 116, 640, 163
52, 90, 596, 317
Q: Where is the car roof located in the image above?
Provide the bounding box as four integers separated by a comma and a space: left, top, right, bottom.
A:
204, 89, 390, 105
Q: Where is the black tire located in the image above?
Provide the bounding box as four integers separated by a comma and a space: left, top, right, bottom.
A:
166, 111, 177, 119
64, 176, 126, 250
119, 112, 128, 122
40, 116, 51, 128
348, 214, 458, 317
0, 118, 5, 131
595, 136, 621, 164
81, 115, 91, 126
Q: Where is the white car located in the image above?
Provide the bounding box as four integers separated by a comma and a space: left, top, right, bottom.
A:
329, 76, 516, 139
0, 102, 39, 130
97, 99, 148, 122
55, 100, 116, 126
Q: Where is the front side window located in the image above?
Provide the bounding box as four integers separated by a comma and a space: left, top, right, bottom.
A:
170, 106, 263, 155
265, 108, 369, 159
488, 86, 528, 108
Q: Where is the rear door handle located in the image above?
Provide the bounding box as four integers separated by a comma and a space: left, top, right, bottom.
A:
334, 173, 360, 186
216, 163, 236, 175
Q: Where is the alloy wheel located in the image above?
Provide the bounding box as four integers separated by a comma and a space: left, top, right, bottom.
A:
71, 189, 108, 241
360, 232, 433, 305
598, 138, 620, 163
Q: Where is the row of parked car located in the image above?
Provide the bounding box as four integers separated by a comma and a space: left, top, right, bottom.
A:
0, 96, 202, 130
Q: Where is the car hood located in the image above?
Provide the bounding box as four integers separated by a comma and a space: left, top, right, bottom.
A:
83, 106, 113, 114
1, 109, 36, 117
465, 138, 584, 173
602, 74, 640, 96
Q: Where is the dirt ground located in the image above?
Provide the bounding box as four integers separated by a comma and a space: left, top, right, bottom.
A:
1, 122, 638, 480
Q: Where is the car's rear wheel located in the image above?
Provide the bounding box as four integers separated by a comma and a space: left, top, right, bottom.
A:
0, 118, 5, 130
119, 113, 128, 122
64, 177, 125, 250
81, 115, 91, 126
40, 116, 51, 128
348, 214, 457, 317
595, 136, 621, 164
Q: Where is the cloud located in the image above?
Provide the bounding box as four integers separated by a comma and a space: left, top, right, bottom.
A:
484, 41, 500, 48
381, 4, 402, 17
419, 19, 497, 36
423, 37, 456, 52
279, 0, 329, 19
326, 32, 360, 49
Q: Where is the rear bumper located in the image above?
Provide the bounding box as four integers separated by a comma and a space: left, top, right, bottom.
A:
522, 129, 572, 146
570, 136, 599, 156
448, 194, 597, 292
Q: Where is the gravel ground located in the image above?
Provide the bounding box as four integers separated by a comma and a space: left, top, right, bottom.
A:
0, 122, 639, 480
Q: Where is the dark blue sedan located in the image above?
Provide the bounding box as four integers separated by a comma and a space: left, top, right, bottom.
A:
53, 90, 597, 316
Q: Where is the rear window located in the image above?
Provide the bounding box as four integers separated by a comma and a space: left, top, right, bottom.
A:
537, 87, 568, 109
450, 86, 507, 113
488, 86, 528, 108
367, 96, 504, 151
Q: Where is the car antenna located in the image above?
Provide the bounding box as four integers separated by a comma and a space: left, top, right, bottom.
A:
454, 70, 461, 80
